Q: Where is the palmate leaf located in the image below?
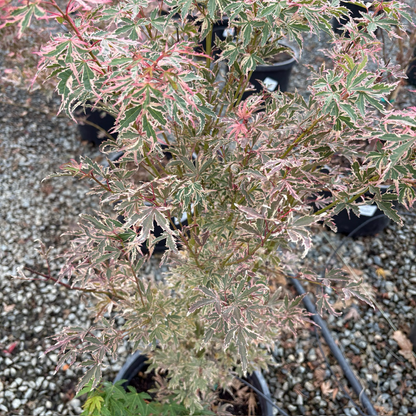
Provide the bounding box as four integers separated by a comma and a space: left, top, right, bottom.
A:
375, 201, 402, 225
316, 293, 341, 317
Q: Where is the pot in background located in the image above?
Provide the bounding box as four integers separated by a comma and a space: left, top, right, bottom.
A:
332, 1, 367, 36
406, 49, 416, 86
194, 17, 235, 56
74, 106, 117, 146
115, 351, 274, 416
316, 189, 391, 237
241, 43, 298, 100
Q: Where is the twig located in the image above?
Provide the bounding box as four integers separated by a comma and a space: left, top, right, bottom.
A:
23, 266, 120, 299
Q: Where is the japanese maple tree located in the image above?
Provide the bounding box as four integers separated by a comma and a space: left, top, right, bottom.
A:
2, 0, 416, 413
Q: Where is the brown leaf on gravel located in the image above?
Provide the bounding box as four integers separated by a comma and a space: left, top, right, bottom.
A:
342, 265, 363, 277
343, 307, 361, 322
320, 380, 333, 396
376, 267, 391, 278
332, 297, 353, 311
3, 303, 15, 313
374, 405, 394, 415
392, 330, 416, 368
313, 366, 326, 386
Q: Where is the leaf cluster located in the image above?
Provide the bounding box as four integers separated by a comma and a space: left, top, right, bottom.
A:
79, 379, 213, 416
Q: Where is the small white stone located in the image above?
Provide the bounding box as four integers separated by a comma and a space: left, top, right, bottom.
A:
33, 326, 43, 333
33, 406, 45, 416
35, 377, 44, 389
305, 381, 315, 392
70, 399, 81, 409
45, 401, 52, 409
5, 357, 13, 366
24, 388, 33, 400
0, 381, 3, 391
11, 399, 21, 409
4, 391, 14, 400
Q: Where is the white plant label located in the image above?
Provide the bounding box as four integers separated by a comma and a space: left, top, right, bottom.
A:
264, 77, 278, 91
359, 205, 378, 217
222, 28, 235, 38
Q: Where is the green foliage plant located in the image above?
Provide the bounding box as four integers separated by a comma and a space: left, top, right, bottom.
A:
2, 0, 416, 413
78, 380, 213, 416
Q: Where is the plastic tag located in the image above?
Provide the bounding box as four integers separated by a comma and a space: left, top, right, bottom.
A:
222, 28, 235, 38
359, 205, 377, 217
264, 77, 278, 92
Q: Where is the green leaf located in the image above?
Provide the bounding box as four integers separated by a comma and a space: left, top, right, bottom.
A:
375, 201, 402, 225
242, 24, 252, 48
148, 107, 167, 125
82, 63, 95, 91
390, 140, 415, 165
84, 395, 104, 415
207, 0, 216, 18
142, 114, 156, 140
293, 215, 317, 227
45, 41, 70, 57
120, 106, 141, 129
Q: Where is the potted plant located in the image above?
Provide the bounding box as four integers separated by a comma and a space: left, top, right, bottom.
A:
2, 0, 416, 414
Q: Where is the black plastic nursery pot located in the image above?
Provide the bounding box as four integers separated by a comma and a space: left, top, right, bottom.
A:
332, 1, 368, 36
406, 51, 416, 87
331, 203, 390, 236
194, 17, 235, 56
114, 351, 274, 416
317, 190, 390, 237
74, 105, 117, 146
241, 46, 298, 100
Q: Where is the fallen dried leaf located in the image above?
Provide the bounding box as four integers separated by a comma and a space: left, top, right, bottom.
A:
320, 380, 333, 396
3, 303, 15, 313
374, 405, 394, 415
342, 265, 363, 277
392, 330, 416, 368
343, 307, 361, 322
332, 297, 353, 311
3, 341, 18, 355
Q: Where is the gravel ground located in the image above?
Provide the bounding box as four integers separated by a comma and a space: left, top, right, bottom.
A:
1, 20, 416, 416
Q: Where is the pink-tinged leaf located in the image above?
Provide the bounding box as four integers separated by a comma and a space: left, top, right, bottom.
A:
188, 298, 216, 315
286, 228, 311, 257
316, 293, 342, 317
197, 286, 217, 299
3, 341, 18, 355
74, 0, 111, 11
235, 204, 265, 220
292, 215, 318, 227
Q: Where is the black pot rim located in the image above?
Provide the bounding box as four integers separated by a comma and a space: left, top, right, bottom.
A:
114, 351, 274, 416
254, 42, 299, 72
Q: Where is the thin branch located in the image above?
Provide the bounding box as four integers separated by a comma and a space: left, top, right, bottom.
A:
23, 266, 121, 299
